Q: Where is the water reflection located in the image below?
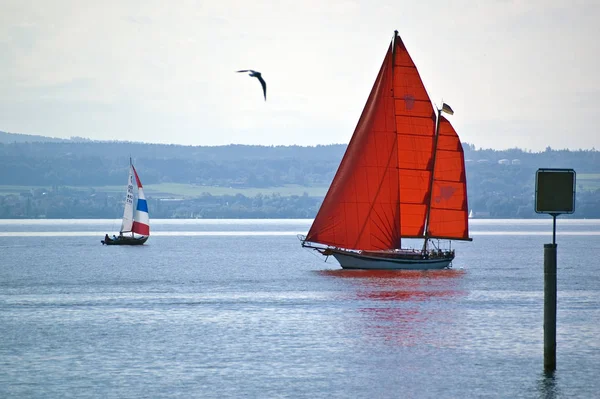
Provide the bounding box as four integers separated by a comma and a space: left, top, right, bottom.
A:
319, 269, 466, 299
319, 269, 467, 346
536, 371, 560, 399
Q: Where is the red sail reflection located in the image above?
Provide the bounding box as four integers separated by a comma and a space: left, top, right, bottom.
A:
318, 269, 467, 346
319, 269, 465, 301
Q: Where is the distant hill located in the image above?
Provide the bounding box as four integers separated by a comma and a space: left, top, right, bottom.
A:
0, 130, 71, 143
1, 130, 599, 218
0, 130, 105, 144
0, 131, 347, 188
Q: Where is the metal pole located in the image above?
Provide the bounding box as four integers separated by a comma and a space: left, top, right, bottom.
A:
544, 242, 557, 371
552, 213, 557, 245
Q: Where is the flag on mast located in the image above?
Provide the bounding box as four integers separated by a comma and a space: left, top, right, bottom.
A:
441, 103, 454, 115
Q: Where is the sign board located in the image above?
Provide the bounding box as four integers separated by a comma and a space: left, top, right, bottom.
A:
535, 169, 576, 214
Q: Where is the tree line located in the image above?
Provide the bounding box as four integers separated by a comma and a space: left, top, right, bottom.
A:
1, 133, 599, 218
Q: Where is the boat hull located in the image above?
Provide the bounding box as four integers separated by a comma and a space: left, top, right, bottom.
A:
330, 249, 452, 270
102, 236, 148, 246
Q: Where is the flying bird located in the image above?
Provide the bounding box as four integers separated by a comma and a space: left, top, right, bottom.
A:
236, 70, 267, 101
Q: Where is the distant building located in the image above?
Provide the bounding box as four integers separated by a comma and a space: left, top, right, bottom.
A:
469, 209, 491, 218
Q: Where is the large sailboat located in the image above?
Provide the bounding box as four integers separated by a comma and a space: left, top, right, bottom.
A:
300, 31, 471, 270
102, 159, 150, 245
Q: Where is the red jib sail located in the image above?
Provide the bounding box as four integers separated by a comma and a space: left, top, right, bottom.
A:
306, 33, 469, 251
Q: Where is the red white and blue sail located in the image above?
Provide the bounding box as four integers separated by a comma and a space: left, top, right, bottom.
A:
131, 165, 150, 236
119, 163, 150, 237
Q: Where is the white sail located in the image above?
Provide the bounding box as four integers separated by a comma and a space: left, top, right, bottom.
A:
120, 166, 135, 233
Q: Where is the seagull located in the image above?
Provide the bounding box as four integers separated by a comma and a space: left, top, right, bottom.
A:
236, 70, 267, 101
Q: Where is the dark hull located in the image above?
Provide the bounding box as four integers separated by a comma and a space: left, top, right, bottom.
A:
323, 247, 454, 270
102, 235, 148, 246
301, 238, 455, 270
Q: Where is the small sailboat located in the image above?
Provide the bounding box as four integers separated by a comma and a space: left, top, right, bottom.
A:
300, 31, 472, 270
102, 159, 150, 245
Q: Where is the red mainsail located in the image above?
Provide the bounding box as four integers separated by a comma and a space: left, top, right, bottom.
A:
306, 32, 469, 250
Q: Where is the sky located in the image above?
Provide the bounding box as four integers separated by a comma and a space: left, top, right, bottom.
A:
1, 0, 599, 151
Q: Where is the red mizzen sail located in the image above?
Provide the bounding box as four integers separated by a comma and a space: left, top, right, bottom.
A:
306, 32, 469, 251
427, 116, 470, 240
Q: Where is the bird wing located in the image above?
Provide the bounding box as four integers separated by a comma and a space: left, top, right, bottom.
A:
256, 75, 267, 101
236, 70, 254, 73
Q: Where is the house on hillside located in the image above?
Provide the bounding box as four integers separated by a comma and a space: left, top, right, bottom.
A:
469, 209, 491, 218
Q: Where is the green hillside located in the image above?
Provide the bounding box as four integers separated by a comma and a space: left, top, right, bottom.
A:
1, 133, 599, 218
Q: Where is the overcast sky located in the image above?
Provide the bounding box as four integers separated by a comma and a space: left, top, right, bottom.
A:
1, 0, 599, 151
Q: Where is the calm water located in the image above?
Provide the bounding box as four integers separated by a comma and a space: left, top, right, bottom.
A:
1, 219, 599, 398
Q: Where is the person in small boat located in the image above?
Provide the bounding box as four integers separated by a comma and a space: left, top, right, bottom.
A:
105, 234, 110, 242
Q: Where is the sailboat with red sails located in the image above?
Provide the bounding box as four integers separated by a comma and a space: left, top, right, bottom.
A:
299, 31, 471, 270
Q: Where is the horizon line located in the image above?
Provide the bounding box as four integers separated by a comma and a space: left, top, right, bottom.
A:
1, 129, 598, 153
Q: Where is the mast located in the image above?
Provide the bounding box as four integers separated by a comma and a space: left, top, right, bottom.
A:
392, 30, 402, 250
129, 155, 135, 238
130, 157, 133, 237
422, 106, 443, 251
392, 30, 398, 60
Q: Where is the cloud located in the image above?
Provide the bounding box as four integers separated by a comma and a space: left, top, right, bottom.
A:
0, 0, 598, 150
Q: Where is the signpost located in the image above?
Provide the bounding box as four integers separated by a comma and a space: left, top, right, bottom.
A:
534, 168, 576, 372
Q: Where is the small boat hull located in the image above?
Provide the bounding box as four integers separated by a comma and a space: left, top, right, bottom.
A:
330, 249, 452, 270
102, 236, 148, 246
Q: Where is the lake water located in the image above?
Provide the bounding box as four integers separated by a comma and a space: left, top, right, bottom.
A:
1, 219, 599, 398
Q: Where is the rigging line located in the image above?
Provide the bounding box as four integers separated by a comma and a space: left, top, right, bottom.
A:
302, 245, 330, 262
369, 207, 396, 250
374, 204, 398, 244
